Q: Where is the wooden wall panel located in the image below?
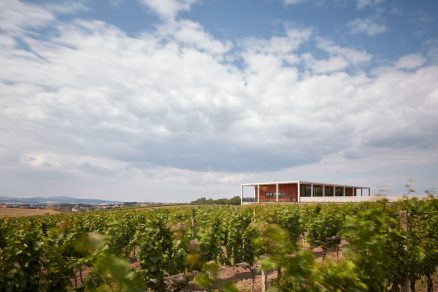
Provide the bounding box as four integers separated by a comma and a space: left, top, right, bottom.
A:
258, 183, 298, 202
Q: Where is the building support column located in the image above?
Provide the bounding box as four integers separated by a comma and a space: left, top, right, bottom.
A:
240, 185, 243, 205
368, 188, 371, 196
323, 184, 325, 197
276, 183, 279, 202
343, 187, 346, 196
311, 184, 314, 197
257, 185, 260, 203
333, 185, 335, 197
297, 182, 301, 202
361, 188, 363, 196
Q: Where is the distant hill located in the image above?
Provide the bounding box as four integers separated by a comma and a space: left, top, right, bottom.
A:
0, 195, 122, 205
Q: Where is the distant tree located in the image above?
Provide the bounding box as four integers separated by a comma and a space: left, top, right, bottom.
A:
228, 196, 241, 205
190, 196, 241, 205
215, 199, 228, 205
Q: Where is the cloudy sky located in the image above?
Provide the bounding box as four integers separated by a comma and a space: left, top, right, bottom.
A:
1, 0, 437, 202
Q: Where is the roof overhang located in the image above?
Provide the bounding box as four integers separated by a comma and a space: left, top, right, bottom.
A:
241, 180, 369, 189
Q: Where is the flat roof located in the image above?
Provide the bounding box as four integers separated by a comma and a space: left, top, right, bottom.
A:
241, 180, 369, 189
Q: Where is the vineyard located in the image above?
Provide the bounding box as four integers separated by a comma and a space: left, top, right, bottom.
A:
0, 198, 437, 291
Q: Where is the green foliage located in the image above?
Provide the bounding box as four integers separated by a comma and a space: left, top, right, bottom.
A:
225, 209, 257, 265
67, 231, 145, 292
199, 214, 224, 263
342, 206, 406, 290
306, 206, 343, 254
399, 197, 438, 291
0, 220, 44, 291
265, 205, 303, 248
86, 252, 145, 291
0, 198, 437, 291
136, 216, 172, 291
39, 227, 73, 290
312, 260, 367, 291
256, 223, 317, 291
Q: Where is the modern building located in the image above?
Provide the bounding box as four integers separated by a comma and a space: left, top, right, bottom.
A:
240, 180, 371, 204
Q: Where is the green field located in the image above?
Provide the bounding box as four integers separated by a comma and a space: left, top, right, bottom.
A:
0, 198, 437, 291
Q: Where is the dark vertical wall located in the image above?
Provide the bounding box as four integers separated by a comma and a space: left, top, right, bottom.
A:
300, 184, 309, 197
324, 185, 334, 196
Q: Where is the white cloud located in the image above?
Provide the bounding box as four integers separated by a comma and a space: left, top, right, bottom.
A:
395, 54, 426, 70
43, 2, 89, 14
301, 38, 372, 73
0, 1, 437, 200
388, 7, 403, 16
110, 0, 125, 7
356, 0, 385, 10
412, 10, 434, 24
244, 27, 312, 58
140, 0, 199, 20
316, 38, 372, 64
0, 0, 54, 36
157, 19, 233, 55
282, 0, 306, 5
424, 39, 438, 63
305, 55, 350, 73
348, 18, 387, 36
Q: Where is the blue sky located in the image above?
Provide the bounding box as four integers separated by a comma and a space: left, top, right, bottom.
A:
0, 0, 437, 201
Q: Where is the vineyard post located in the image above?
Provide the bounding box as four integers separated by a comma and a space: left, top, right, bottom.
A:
190, 208, 197, 239
400, 210, 409, 292
191, 215, 196, 238
79, 266, 84, 287
259, 255, 269, 292
261, 268, 268, 292
74, 270, 77, 288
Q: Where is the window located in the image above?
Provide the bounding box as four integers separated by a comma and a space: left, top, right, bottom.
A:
265, 192, 285, 198
301, 185, 311, 197
314, 187, 323, 197
335, 187, 343, 196
325, 187, 333, 196
242, 197, 256, 202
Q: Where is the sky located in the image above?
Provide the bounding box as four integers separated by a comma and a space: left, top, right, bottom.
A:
0, 0, 437, 202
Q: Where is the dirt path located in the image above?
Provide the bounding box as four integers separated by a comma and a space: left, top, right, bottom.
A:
181, 264, 278, 292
